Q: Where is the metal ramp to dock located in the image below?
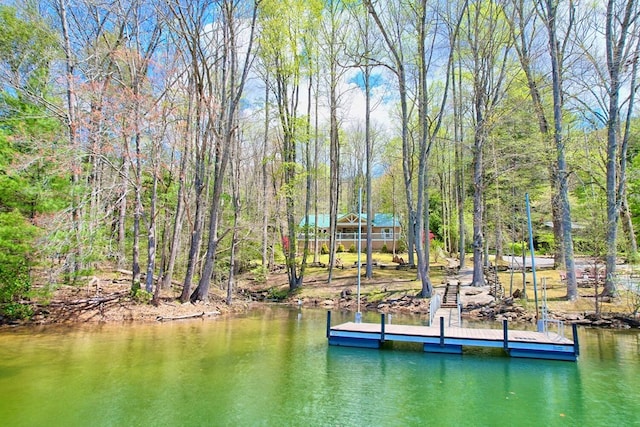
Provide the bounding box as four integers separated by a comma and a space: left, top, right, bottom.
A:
429, 281, 461, 327
326, 312, 579, 362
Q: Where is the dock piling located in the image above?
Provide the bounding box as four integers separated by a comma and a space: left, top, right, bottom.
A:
503, 319, 509, 351
439, 316, 445, 347
381, 314, 386, 343
572, 323, 580, 356
326, 311, 331, 338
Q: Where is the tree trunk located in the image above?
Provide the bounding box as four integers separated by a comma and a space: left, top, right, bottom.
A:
117, 155, 129, 270
58, 0, 82, 280
132, 131, 142, 292
543, 0, 578, 300
365, 63, 374, 280
262, 73, 270, 270
327, 54, 340, 284
145, 162, 158, 294
471, 128, 485, 287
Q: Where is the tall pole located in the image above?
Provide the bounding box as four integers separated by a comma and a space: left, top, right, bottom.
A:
525, 193, 540, 327
356, 187, 362, 322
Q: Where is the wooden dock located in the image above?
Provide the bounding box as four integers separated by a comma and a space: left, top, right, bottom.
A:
326, 312, 579, 361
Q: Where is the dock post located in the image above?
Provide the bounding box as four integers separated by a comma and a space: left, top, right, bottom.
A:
572, 323, 580, 356
381, 314, 386, 343
440, 316, 445, 347
503, 319, 509, 350
326, 311, 331, 338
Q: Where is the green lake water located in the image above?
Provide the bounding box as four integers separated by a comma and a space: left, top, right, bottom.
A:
0, 307, 638, 426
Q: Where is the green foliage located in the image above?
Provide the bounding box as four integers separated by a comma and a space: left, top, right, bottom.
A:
0, 266, 32, 320
1, 301, 33, 320
272, 243, 286, 264
348, 244, 356, 253
380, 243, 389, 254
131, 288, 152, 304
337, 243, 345, 253
536, 232, 555, 255
0, 210, 36, 320
431, 239, 444, 261
320, 243, 329, 255
267, 286, 289, 301
626, 251, 640, 264
251, 265, 268, 284
396, 239, 407, 253
0, 5, 59, 96
508, 241, 528, 256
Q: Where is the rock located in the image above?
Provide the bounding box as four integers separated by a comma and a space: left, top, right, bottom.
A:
592, 319, 612, 327
563, 313, 584, 321
570, 319, 593, 325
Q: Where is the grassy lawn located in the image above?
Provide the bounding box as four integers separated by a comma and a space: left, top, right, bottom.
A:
254, 251, 638, 316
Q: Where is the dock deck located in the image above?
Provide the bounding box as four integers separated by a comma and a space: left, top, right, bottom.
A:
327, 313, 579, 361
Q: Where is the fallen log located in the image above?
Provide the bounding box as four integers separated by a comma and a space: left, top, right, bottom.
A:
156, 311, 220, 322
47, 293, 126, 306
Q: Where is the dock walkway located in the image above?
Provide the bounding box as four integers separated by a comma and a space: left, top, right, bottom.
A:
327, 312, 579, 361
430, 281, 462, 327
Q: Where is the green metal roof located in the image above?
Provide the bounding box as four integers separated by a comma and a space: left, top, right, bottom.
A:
299, 213, 400, 228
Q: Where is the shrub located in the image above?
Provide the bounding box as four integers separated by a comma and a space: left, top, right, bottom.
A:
380, 243, 389, 253
396, 239, 407, 253
131, 288, 153, 304
508, 241, 527, 255
0, 211, 37, 320
267, 287, 289, 301
348, 244, 357, 253
431, 239, 444, 261
321, 243, 329, 255
0, 267, 33, 320
337, 243, 345, 253
1, 302, 33, 320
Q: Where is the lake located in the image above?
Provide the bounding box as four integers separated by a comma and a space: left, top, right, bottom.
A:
0, 307, 638, 426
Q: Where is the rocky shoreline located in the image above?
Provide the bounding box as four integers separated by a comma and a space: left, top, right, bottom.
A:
3, 274, 639, 329
463, 298, 640, 329
284, 286, 640, 330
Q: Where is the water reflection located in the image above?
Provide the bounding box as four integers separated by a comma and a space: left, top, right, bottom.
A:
0, 308, 638, 426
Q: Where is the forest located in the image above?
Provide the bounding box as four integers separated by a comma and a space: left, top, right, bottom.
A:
0, 0, 639, 320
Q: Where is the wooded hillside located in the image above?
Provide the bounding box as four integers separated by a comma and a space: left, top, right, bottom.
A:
0, 0, 638, 319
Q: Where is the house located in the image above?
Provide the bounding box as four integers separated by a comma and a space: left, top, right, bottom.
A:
298, 212, 401, 252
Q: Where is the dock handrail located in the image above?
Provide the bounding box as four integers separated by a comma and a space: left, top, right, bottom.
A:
540, 278, 565, 339
541, 306, 565, 339
429, 294, 442, 326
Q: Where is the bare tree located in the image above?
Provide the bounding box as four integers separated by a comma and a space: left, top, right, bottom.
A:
55, 0, 83, 280
506, 0, 565, 270
535, 0, 580, 300
601, 0, 640, 296
462, 0, 515, 286
191, 0, 259, 302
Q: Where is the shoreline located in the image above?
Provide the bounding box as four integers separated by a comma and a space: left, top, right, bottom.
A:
2, 269, 639, 329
